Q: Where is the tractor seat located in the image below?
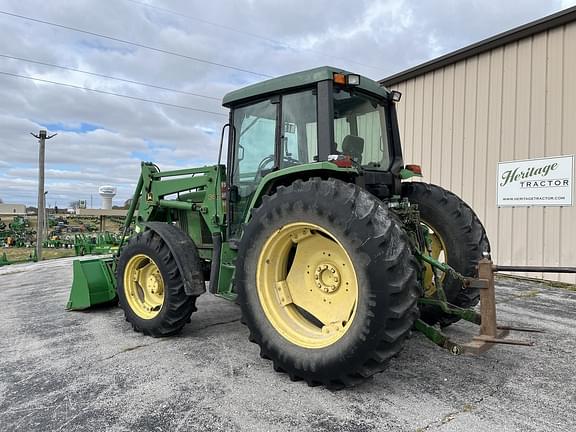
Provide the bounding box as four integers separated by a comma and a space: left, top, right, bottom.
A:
342, 135, 364, 165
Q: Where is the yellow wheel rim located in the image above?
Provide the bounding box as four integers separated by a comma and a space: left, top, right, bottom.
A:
123, 254, 165, 319
421, 222, 447, 297
256, 223, 358, 349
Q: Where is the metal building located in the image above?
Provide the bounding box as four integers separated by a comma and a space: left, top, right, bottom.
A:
381, 7, 576, 283
0, 203, 27, 216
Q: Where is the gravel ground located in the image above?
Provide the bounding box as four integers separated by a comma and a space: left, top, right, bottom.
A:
0, 257, 575, 432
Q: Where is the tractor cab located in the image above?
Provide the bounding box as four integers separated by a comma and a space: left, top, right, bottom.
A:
222, 66, 404, 237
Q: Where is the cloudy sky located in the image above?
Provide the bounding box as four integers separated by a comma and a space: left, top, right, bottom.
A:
1, 0, 575, 208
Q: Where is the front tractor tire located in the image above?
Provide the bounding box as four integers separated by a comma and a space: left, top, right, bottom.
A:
401, 182, 490, 327
236, 178, 420, 388
116, 230, 197, 337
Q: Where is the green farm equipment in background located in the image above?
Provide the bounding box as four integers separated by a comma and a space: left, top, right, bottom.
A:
43, 236, 74, 249
1, 216, 37, 266
1, 216, 35, 248
68, 66, 533, 388
8, 216, 30, 231
73, 232, 123, 256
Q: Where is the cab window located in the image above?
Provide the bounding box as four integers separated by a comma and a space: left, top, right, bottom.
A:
333, 89, 390, 168
280, 90, 318, 168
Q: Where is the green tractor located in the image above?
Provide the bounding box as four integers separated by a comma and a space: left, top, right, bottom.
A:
68, 67, 491, 388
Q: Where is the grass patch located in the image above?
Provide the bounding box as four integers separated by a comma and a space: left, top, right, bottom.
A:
2, 247, 75, 263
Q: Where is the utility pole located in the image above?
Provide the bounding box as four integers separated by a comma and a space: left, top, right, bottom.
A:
31, 130, 56, 261
44, 191, 49, 241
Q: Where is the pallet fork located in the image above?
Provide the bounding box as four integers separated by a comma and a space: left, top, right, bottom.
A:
416, 255, 576, 355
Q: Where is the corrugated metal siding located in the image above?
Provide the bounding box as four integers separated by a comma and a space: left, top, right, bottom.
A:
392, 21, 576, 284
0, 204, 26, 215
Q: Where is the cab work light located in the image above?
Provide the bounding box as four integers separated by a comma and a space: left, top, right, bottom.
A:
346, 74, 360, 85
333, 73, 361, 86
391, 90, 402, 102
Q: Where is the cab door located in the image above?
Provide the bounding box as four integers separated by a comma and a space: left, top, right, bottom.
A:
228, 98, 279, 238
227, 89, 319, 239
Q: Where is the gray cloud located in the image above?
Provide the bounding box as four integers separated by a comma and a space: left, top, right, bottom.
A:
0, 0, 573, 206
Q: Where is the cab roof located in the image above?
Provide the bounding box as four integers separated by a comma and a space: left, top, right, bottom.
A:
222, 66, 391, 107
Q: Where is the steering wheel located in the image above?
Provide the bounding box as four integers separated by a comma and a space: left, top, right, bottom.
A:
254, 154, 302, 181
254, 155, 276, 181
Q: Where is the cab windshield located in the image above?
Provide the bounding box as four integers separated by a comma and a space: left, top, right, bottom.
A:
333, 89, 391, 169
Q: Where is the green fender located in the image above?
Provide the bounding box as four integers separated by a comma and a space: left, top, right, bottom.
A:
244, 162, 358, 224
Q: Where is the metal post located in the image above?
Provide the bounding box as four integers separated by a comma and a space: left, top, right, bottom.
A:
31, 130, 56, 261
477, 258, 497, 338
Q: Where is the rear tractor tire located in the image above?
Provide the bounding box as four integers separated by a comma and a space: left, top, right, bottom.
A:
401, 182, 490, 327
236, 178, 420, 388
116, 230, 197, 337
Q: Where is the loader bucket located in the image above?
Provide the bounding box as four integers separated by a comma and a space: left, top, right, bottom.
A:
67, 258, 117, 310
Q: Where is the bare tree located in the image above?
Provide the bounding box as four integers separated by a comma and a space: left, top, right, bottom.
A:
123, 198, 133, 209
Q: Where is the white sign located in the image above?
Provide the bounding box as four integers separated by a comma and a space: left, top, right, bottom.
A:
497, 155, 573, 207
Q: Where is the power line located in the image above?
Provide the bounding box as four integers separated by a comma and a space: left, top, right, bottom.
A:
125, 0, 385, 73
126, 0, 291, 46
0, 10, 273, 78
0, 71, 228, 116
0, 53, 221, 101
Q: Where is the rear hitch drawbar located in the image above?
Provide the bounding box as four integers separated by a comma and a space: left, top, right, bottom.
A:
417, 257, 576, 355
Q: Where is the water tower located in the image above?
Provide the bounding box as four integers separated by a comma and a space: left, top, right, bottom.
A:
98, 186, 117, 210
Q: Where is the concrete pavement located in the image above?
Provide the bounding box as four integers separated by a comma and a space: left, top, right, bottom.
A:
1, 257, 575, 431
